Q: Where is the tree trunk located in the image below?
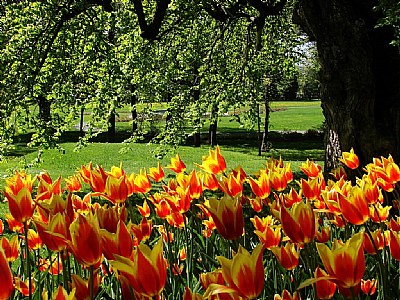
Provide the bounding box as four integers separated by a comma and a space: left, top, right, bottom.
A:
130, 88, 138, 133
108, 110, 116, 142
295, 0, 400, 171
209, 103, 218, 146
38, 95, 51, 124
80, 106, 85, 137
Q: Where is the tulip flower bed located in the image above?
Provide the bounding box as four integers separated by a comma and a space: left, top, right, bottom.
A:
1, 146, 400, 299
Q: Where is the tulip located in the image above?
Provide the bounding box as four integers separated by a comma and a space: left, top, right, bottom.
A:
300, 159, 322, 178
148, 162, 165, 182
71, 272, 101, 300
103, 175, 129, 204
360, 279, 377, 296
316, 232, 365, 288
314, 267, 336, 299
389, 230, 400, 261
369, 202, 391, 223
254, 226, 281, 249
340, 148, 359, 169
200, 269, 226, 291
187, 169, 203, 199
202, 173, 219, 191
4, 186, 34, 223
204, 196, 244, 240
248, 171, 270, 199
338, 186, 369, 225
207, 244, 264, 299
80, 164, 107, 193
101, 220, 133, 260
52, 285, 76, 300
280, 201, 317, 244
96, 204, 127, 234
129, 169, 152, 194
0, 219, 3, 235
183, 286, 205, 300
14, 277, 36, 297
166, 154, 186, 173
270, 168, 289, 192
136, 200, 151, 217
27, 229, 43, 250
130, 217, 153, 244
34, 213, 70, 252
64, 174, 82, 193
273, 290, 301, 300
111, 238, 167, 297
218, 173, 243, 198
197, 145, 227, 174
0, 247, 14, 300
270, 242, 300, 270
69, 213, 102, 267
1, 235, 20, 262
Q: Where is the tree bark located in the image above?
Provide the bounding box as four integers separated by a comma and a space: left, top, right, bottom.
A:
295, 0, 400, 171
38, 95, 51, 124
209, 103, 218, 146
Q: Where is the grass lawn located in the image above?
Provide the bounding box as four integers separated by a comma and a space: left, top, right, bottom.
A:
0, 100, 325, 217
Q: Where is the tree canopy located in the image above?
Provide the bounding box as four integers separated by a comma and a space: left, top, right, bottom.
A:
1, 0, 399, 169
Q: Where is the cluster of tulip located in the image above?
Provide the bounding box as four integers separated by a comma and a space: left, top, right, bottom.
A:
1, 146, 400, 299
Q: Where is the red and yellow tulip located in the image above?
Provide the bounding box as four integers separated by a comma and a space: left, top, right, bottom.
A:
204, 197, 244, 240
316, 232, 365, 288
111, 238, 167, 297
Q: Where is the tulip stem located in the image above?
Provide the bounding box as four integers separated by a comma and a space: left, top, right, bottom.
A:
24, 222, 32, 300
89, 265, 94, 300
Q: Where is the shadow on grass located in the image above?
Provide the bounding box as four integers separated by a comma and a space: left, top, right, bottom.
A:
6, 129, 324, 162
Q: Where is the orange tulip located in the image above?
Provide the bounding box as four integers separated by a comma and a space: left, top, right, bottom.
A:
363, 229, 385, 255
111, 238, 167, 297
96, 204, 127, 234
197, 145, 227, 175
338, 186, 369, 225
69, 213, 102, 267
35, 213, 70, 252
200, 269, 226, 291
300, 159, 322, 178
27, 229, 43, 250
71, 272, 101, 300
270, 242, 300, 270
204, 197, 244, 240
330, 166, 347, 180
300, 175, 325, 201
254, 226, 281, 249
129, 169, 152, 194
270, 169, 289, 192
202, 173, 219, 191
389, 230, 400, 261
136, 200, 151, 218
187, 169, 203, 199
316, 226, 331, 243
14, 277, 35, 297
280, 201, 317, 244
274, 290, 301, 300
103, 175, 129, 204
101, 220, 133, 260
130, 217, 153, 244
4, 186, 34, 223
369, 202, 391, 223
340, 148, 359, 169
5, 214, 24, 233
80, 163, 107, 193
316, 232, 365, 288
0, 247, 14, 299
314, 267, 336, 300
166, 154, 186, 173
248, 172, 270, 199
183, 286, 205, 300
206, 243, 264, 299
148, 162, 165, 182
218, 173, 243, 198
0, 219, 3, 235
361, 279, 377, 296
52, 285, 76, 300
1, 235, 20, 262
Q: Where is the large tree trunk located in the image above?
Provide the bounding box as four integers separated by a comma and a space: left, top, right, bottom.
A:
295, 0, 400, 171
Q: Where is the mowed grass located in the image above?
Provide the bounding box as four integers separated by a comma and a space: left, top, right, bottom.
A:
0, 101, 324, 217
